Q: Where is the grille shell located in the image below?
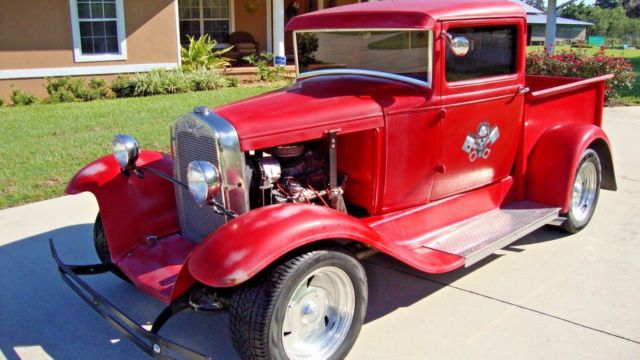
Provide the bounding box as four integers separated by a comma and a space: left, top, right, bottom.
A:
172, 112, 248, 243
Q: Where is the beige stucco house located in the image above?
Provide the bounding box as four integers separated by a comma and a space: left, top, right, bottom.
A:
0, 0, 364, 100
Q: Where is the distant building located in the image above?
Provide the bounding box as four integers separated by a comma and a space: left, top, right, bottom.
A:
515, 1, 593, 45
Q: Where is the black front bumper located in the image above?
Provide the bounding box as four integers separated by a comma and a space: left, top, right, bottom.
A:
49, 239, 211, 360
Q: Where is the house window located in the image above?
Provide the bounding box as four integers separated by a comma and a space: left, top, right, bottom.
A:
179, 0, 232, 46
69, 0, 127, 62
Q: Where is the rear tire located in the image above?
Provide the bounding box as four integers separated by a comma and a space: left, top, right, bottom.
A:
93, 214, 130, 282
228, 249, 367, 360
561, 149, 601, 233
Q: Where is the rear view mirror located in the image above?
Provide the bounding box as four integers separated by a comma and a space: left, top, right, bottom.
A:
450, 36, 470, 57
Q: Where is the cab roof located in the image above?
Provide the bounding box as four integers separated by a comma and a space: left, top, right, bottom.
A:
286, 0, 526, 31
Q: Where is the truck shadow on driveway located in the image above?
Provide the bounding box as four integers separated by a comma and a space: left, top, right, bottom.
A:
0, 223, 567, 360
362, 225, 570, 323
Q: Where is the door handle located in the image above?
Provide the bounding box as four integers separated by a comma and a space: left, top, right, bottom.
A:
518, 85, 530, 94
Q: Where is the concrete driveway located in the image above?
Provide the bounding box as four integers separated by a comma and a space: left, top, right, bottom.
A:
1, 107, 639, 360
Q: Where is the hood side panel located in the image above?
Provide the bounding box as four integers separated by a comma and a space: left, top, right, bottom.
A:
216, 75, 430, 150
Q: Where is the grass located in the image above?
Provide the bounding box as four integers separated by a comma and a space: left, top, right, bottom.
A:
528, 45, 640, 105
0, 86, 278, 209
2, 47, 639, 208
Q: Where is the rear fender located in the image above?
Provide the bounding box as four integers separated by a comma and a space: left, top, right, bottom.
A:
526, 124, 616, 213
66, 150, 179, 260
188, 204, 384, 288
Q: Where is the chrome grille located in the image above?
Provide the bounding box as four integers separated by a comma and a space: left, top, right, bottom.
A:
173, 114, 227, 243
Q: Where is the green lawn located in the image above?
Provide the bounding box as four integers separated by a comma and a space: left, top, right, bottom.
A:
528, 45, 640, 105
2, 48, 639, 209
0, 86, 278, 209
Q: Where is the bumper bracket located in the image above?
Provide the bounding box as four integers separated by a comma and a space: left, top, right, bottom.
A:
49, 239, 212, 360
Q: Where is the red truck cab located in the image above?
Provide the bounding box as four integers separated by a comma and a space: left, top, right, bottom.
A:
52, 1, 616, 359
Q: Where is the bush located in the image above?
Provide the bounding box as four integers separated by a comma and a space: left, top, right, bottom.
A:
244, 52, 287, 82
111, 69, 230, 98
0, 96, 4, 107
181, 34, 233, 71
10, 88, 38, 106
225, 76, 240, 87
133, 69, 192, 96
526, 49, 637, 100
189, 68, 228, 91
111, 75, 136, 98
86, 79, 109, 100
45, 77, 108, 102
297, 33, 319, 67
48, 89, 76, 104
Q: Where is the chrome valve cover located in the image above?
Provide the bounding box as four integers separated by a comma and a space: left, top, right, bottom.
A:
171, 108, 249, 242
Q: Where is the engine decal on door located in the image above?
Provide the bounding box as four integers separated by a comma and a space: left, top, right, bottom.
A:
462, 122, 500, 162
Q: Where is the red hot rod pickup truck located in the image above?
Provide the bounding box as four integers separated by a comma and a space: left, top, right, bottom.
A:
51, 1, 617, 359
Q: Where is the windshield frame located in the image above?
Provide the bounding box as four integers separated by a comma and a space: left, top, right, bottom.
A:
293, 29, 434, 89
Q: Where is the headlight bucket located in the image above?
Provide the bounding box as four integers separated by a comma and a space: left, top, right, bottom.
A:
113, 134, 140, 170
187, 160, 222, 205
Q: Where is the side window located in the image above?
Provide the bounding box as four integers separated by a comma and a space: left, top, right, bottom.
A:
445, 26, 517, 82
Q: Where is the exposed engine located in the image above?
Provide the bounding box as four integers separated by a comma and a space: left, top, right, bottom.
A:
246, 140, 344, 210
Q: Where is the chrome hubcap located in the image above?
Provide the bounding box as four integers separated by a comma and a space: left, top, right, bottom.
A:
282, 266, 355, 360
571, 161, 597, 223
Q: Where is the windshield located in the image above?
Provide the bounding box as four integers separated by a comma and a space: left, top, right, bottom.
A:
295, 30, 432, 85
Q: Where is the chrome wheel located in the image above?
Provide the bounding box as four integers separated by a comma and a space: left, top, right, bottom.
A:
282, 266, 356, 360
229, 250, 366, 360
571, 161, 598, 223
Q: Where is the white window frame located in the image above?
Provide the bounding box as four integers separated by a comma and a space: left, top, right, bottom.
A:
69, 0, 127, 62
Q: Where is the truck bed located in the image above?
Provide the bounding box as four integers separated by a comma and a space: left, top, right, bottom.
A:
522, 74, 612, 160
525, 75, 612, 122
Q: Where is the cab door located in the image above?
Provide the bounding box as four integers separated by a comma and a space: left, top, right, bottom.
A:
430, 18, 527, 200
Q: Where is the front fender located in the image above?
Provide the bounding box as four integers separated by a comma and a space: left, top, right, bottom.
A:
527, 124, 615, 213
66, 150, 179, 260
188, 204, 384, 288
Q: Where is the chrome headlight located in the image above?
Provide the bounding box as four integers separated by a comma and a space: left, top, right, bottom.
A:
187, 160, 222, 205
113, 134, 140, 169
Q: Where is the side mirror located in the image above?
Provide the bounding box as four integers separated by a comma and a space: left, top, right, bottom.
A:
450, 36, 470, 57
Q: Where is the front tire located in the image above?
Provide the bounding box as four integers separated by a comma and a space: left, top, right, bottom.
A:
93, 214, 130, 282
561, 149, 601, 233
229, 249, 367, 360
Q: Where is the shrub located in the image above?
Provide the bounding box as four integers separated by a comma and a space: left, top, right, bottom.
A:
111, 69, 234, 98
133, 69, 192, 96
111, 75, 136, 98
526, 49, 637, 101
297, 33, 319, 67
225, 76, 240, 87
189, 68, 228, 91
10, 88, 38, 106
0, 96, 4, 107
244, 52, 287, 82
86, 79, 109, 100
48, 89, 76, 104
45, 77, 108, 102
181, 34, 233, 71
45, 77, 70, 94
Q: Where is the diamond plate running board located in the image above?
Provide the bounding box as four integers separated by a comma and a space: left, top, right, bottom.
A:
426, 201, 560, 267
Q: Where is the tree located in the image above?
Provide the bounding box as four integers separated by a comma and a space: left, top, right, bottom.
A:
622, 0, 640, 17
525, 0, 546, 11
560, 3, 636, 39
560, 1, 591, 19
595, 0, 621, 8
